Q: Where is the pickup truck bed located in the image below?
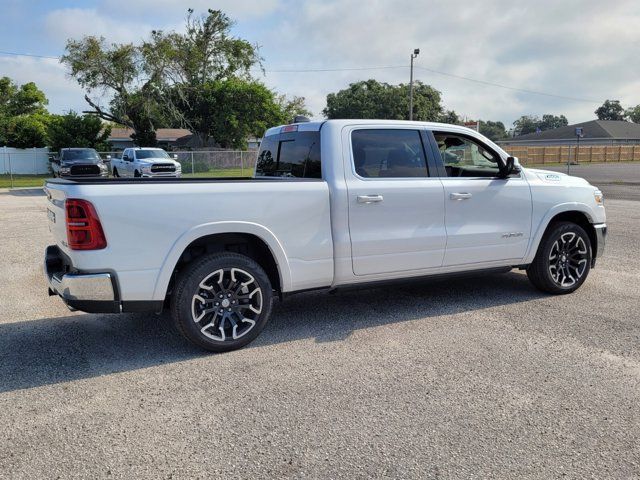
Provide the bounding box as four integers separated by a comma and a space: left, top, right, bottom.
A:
44, 175, 334, 307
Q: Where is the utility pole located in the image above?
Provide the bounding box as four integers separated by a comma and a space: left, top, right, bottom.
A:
409, 48, 420, 121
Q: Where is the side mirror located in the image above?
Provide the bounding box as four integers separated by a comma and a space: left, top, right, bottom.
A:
500, 156, 520, 178
106, 155, 111, 160
123, 155, 129, 161
172, 154, 178, 160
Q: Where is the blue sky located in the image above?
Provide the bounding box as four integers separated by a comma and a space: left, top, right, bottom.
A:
1, 0, 639, 127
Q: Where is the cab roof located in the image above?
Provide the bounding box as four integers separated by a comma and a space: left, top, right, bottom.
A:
263, 119, 507, 157
264, 119, 482, 137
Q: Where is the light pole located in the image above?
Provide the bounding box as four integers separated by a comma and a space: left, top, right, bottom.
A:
409, 48, 420, 121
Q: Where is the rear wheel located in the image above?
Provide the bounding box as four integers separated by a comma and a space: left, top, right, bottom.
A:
527, 221, 592, 294
171, 252, 273, 352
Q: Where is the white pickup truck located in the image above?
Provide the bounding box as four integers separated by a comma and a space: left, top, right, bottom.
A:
44, 119, 606, 352
110, 147, 182, 178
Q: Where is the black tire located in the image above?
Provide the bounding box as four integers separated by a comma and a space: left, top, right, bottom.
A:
113, 167, 119, 178
527, 221, 592, 294
134, 170, 141, 178
170, 252, 273, 352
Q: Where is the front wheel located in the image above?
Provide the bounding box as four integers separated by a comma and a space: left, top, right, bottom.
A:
527, 221, 592, 294
170, 253, 273, 352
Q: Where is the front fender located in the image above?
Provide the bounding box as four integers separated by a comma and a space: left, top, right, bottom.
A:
523, 202, 598, 264
151, 221, 292, 301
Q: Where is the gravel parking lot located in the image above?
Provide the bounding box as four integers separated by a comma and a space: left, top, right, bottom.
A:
0, 184, 639, 479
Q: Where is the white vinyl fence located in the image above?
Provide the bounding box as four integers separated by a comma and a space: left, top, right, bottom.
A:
0, 147, 51, 175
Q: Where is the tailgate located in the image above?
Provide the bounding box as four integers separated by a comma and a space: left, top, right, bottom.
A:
44, 183, 69, 252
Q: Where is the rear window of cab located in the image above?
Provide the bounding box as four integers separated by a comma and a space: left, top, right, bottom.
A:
255, 131, 321, 178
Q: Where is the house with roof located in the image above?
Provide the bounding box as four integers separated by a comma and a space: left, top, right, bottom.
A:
501, 120, 640, 147
107, 128, 194, 151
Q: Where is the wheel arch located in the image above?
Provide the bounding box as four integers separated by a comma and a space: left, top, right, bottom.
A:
525, 204, 598, 263
153, 222, 291, 301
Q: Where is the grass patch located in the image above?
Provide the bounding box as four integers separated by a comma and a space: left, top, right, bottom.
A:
0, 169, 250, 188
0, 174, 48, 188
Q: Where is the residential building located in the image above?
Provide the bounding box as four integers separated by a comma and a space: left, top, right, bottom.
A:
500, 120, 640, 147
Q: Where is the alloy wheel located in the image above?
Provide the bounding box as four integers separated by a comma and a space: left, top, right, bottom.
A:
191, 268, 263, 342
548, 232, 588, 288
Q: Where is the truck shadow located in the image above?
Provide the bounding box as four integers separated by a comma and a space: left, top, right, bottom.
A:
0, 272, 544, 393
5, 187, 46, 196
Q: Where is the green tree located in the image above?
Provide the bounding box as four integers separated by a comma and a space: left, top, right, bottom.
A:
479, 120, 508, 141
512, 115, 539, 136
0, 77, 48, 117
47, 111, 111, 152
275, 94, 312, 123
539, 114, 568, 130
0, 77, 50, 148
173, 78, 298, 149
0, 114, 49, 148
439, 110, 460, 125
625, 105, 640, 123
323, 79, 444, 121
595, 100, 625, 121
513, 114, 570, 136
61, 37, 162, 146
142, 9, 262, 145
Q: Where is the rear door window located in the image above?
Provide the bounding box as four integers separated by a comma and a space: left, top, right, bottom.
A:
351, 129, 429, 178
255, 131, 321, 178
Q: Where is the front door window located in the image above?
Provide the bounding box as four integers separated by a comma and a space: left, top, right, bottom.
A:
434, 134, 501, 178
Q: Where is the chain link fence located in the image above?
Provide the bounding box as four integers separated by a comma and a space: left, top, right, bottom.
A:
98, 150, 258, 177
0, 149, 258, 188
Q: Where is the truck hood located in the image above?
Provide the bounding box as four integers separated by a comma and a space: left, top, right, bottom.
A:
524, 167, 593, 188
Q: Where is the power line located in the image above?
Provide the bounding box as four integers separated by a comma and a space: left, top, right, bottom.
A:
258, 65, 406, 73
413, 66, 600, 104
0, 49, 602, 103
0, 50, 59, 60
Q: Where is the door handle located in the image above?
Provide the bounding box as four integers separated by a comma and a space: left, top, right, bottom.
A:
357, 194, 384, 204
450, 192, 472, 200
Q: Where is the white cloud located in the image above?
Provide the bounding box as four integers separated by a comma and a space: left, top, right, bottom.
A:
100, 0, 280, 20
44, 8, 156, 45
0, 56, 87, 114
256, 0, 640, 125
5, 0, 640, 126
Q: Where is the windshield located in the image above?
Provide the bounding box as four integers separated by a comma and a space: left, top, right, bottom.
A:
61, 149, 100, 162
136, 150, 171, 160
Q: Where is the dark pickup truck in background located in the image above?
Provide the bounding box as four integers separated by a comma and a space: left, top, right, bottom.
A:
50, 148, 109, 178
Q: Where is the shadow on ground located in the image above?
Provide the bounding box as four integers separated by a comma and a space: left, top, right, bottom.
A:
3, 188, 46, 197
0, 272, 545, 393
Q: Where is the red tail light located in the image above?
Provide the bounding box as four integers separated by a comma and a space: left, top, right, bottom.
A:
65, 199, 107, 250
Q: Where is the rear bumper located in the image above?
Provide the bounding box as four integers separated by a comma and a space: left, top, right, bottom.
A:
45, 245, 164, 313
45, 245, 120, 313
